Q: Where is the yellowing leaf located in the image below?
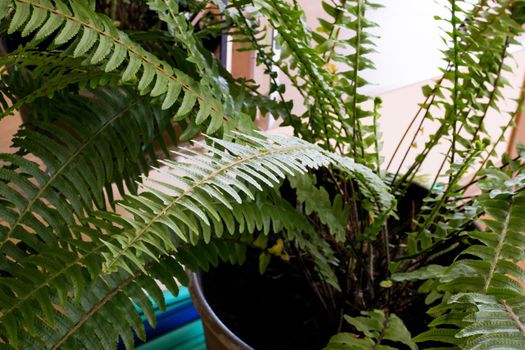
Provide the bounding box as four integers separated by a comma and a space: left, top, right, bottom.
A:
325, 63, 338, 74
268, 238, 284, 256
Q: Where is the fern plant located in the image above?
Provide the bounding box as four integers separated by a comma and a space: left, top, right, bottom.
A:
410, 166, 525, 350
1, 0, 525, 349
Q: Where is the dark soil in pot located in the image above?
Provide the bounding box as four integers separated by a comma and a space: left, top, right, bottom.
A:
200, 251, 338, 350
198, 252, 445, 350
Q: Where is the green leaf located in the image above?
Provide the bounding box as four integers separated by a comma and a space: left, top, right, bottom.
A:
0, 0, 10, 21
326, 310, 416, 350
175, 92, 198, 120
259, 252, 271, 274
21, 4, 47, 37
104, 39, 128, 71
34, 12, 62, 41
8, 1, 30, 34
162, 80, 182, 110
73, 27, 98, 57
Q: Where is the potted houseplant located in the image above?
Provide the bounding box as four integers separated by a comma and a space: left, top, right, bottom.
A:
1, 0, 525, 349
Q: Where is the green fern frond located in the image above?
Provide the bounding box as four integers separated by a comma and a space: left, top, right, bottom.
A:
415, 167, 525, 348
2, 0, 232, 133
394, 0, 519, 191
0, 87, 175, 252
316, 0, 380, 166
98, 131, 394, 274
0, 147, 352, 348
450, 294, 525, 350
325, 310, 417, 350
289, 173, 350, 242
442, 170, 525, 297
148, 0, 236, 116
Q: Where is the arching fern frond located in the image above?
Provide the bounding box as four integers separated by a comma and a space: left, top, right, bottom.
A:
316, 0, 381, 168
0, 87, 176, 253
451, 294, 525, 350
2, 0, 232, 133
1, 251, 189, 350
98, 131, 394, 275
0, 131, 392, 348
414, 167, 525, 349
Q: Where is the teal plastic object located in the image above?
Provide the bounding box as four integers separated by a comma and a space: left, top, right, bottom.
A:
134, 289, 192, 314
136, 320, 206, 350
117, 287, 206, 349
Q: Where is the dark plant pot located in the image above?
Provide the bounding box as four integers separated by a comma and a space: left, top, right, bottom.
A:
188, 180, 480, 349
189, 246, 339, 350
189, 272, 253, 350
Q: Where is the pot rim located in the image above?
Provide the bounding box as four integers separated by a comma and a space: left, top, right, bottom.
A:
189, 271, 253, 350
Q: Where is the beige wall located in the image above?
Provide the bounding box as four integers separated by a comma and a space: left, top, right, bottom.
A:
0, 112, 21, 154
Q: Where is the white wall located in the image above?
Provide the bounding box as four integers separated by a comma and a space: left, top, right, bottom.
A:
362, 0, 450, 94
364, 0, 525, 95
297, 0, 452, 94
